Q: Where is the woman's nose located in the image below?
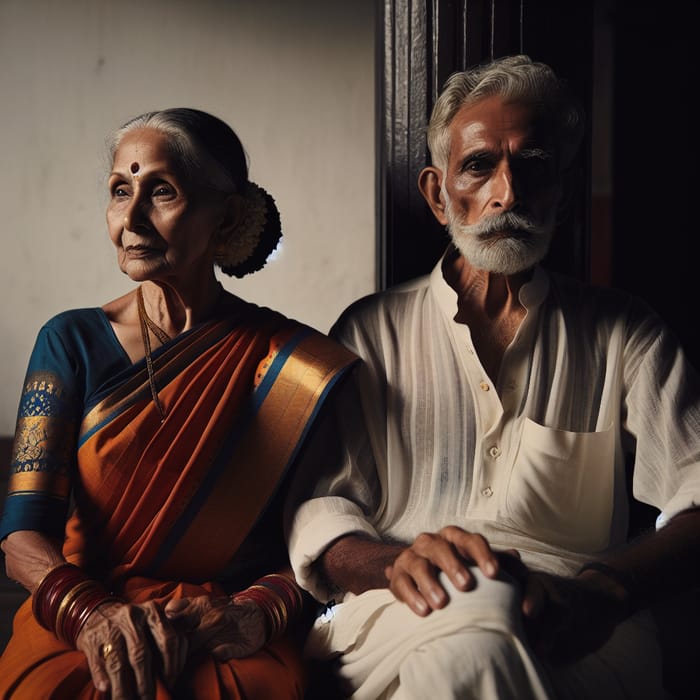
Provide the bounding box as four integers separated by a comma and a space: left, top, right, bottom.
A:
123, 194, 148, 231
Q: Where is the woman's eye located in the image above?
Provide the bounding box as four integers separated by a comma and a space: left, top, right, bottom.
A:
112, 186, 129, 197
153, 184, 175, 197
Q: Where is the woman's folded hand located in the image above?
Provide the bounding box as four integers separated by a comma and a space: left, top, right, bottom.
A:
165, 595, 267, 660
77, 599, 187, 700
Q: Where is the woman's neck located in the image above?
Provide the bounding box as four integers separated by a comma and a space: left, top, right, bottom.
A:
138, 276, 224, 337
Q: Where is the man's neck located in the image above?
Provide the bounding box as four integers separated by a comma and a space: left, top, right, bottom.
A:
442, 248, 532, 322
442, 249, 533, 381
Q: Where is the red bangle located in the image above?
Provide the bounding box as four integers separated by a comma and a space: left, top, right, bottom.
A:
33, 563, 87, 631
232, 573, 304, 642
32, 562, 122, 646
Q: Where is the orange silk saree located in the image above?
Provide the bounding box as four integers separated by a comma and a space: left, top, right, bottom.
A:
0, 302, 357, 699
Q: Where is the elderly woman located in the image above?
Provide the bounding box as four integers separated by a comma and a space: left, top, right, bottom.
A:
0, 108, 356, 699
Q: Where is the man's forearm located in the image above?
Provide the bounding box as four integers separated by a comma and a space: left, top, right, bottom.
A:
319, 534, 405, 595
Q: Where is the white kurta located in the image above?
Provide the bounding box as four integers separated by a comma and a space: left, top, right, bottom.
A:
287, 254, 700, 698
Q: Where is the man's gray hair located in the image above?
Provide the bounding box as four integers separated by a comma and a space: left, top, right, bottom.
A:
427, 55, 585, 173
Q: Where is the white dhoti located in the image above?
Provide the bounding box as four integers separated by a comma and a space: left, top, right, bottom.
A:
305, 570, 553, 700
305, 570, 668, 700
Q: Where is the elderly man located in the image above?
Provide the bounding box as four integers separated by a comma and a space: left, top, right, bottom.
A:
287, 55, 700, 699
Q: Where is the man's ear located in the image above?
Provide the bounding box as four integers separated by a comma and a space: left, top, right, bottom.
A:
418, 167, 448, 226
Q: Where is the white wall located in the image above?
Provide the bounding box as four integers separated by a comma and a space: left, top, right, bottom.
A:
0, 0, 376, 435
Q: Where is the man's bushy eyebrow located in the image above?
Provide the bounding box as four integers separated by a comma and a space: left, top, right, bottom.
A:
519, 148, 553, 159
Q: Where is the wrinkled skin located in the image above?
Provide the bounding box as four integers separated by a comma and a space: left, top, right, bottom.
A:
164, 595, 267, 661
76, 600, 186, 699
75, 596, 267, 700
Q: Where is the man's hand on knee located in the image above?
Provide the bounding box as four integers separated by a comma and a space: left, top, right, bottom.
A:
385, 526, 501, 616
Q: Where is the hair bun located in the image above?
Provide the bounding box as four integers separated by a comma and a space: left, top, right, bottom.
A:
216, 182, 282, 278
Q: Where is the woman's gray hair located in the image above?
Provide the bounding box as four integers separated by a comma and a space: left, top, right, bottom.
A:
106, 108, 284, 279
107, 107, 248, 194
427, 55, 585, 173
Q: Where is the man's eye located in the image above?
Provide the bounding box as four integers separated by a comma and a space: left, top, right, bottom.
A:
463, 158, 491, 174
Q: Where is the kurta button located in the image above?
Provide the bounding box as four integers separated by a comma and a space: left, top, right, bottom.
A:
479, 381, 490, 391
481, 486, 493, 497
489, 446, 501, 458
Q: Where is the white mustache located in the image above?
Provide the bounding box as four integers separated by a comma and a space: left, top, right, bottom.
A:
455, 210, 547, 239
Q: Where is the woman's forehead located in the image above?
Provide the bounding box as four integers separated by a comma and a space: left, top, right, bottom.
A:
112, 128, 174, 173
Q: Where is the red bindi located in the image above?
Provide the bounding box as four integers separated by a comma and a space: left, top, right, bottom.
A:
130, 162, 140, 174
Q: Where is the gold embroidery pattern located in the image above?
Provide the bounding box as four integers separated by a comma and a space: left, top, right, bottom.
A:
12, 416, 72, 475
9, 372, 74, 492
19, 373, 67, 417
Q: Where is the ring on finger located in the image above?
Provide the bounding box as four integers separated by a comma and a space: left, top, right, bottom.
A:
101, 642, 114, 660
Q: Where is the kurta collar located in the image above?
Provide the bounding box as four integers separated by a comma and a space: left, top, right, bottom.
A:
429, 247, 551, 321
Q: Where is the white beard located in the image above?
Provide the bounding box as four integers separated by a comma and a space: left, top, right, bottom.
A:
444, 198, 555, 275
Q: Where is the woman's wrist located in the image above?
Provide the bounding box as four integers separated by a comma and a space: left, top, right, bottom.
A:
231, 573, 304, 643
32, 562, 122, 646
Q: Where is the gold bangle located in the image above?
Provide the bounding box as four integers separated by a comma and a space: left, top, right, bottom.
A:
54, 580, 95, 639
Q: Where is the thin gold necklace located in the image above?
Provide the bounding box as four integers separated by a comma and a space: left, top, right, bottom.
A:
136, 286, 172, 422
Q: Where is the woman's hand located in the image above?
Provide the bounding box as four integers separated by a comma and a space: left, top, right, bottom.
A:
164, 595, 267, 660
76, 599, 187, 700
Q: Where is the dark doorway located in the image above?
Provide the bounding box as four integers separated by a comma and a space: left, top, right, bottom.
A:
607, 1, 697, 366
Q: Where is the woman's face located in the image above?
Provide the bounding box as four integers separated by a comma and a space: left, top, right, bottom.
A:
107, 127, 227, 285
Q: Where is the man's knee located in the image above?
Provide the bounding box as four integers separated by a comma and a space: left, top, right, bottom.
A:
397, 629, 536, 700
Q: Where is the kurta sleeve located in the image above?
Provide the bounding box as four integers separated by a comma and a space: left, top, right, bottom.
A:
286, 365, 384, 601
623, 305, 700, 526
285, 296, 392, 602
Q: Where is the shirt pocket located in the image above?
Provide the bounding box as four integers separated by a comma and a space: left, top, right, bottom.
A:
505, 418, 614, 552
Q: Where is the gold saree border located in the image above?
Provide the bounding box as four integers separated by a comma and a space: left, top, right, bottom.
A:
79, 321, 233, 441
155, 328, 357, 580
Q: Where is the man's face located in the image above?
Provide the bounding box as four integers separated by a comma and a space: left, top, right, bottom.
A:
439, 95, 563, 274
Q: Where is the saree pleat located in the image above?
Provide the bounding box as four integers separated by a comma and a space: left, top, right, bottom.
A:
0, 306, 357, 699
